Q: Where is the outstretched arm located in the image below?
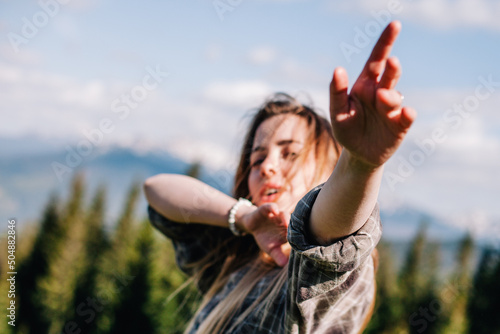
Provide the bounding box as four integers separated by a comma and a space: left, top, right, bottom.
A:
309, 21, 417, 244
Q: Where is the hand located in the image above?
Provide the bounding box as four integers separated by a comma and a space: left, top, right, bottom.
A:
239, 203, 290, 267
329, 21, 417, 168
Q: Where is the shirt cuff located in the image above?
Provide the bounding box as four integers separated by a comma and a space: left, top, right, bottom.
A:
288, 184, 382, 273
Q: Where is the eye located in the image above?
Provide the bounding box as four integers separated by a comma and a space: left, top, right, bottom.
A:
251, 159, 263, 168
283, 151, 298, 160
250, 155, 265, 168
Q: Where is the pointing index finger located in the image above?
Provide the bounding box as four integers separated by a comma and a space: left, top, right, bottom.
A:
362, 21, 401, 82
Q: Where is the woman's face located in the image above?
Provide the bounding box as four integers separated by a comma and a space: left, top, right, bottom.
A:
248, 114, 319, 213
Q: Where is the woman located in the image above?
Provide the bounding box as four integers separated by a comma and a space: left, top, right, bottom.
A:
144, 21, 416, 333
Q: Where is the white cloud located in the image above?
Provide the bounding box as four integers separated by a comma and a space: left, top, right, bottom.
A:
247, 46, 277, 65
167, 138, 238, 171
202, 80, 274, 108
293, 88, 330, 118
0, 62, 163, 140
0, 44, 43, 66
267, 58, 329, 88
3, 56, 499, 221
380, 84, 500, 223
330, 0, 500, 31
0, 61, 272, 170
452, 210, 500, 242
441, 118, 500, 154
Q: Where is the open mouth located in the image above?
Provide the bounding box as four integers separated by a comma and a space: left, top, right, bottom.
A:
259, 186, 282, 203
264, 188, 278, 196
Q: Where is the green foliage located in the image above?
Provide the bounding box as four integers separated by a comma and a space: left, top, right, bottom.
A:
467, 247, 500, 334
66, 186, 109, 334
440, 233, 474, 334
365, 223, 489, 334
10, 176, 496, 334
186, 161, 202, 180
364, 242, 406, 334
17, 193, 61, 333
94, 182, 148, 332
37, 174, 89, 333
399, 223, 427, 305
13, 176, 199, 334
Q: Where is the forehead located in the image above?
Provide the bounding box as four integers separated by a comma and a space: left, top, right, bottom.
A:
253, 114, 309, 149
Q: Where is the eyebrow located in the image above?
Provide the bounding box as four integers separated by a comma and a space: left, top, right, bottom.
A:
251, 139, 303, 153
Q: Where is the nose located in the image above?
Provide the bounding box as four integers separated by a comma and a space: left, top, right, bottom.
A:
260, 153, 278, 177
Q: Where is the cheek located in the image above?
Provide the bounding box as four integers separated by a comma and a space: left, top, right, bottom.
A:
291, 160, 317, 192
247, 170, 260, 196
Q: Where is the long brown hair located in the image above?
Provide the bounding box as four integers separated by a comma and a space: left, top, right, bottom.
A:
186, 93, 344, 333
234, 92, 341, 199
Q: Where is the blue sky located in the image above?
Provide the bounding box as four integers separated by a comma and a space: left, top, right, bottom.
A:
1, 0, 499, 238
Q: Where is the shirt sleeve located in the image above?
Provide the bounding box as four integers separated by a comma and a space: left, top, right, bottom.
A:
147, 205, 234, 293
286, 184, 382, 334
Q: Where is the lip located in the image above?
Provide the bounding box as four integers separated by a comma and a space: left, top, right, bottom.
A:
258, 183, 283, 204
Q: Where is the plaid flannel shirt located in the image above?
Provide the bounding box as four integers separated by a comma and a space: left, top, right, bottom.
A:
148, 184, 382, 334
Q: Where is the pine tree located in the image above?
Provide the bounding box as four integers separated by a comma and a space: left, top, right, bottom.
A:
36, 174, 90, 333
94, 182, 141, 333
489, 254, 500, 332
364, 241, 405, 334
16, 194, 61, 334
467, 247, 500, 333
413, 242, 448, 334
150, 227, 201, 333
112, 181, 141, 260
400, 224, 426, 302
399, 222, 428, 333
186, 161, 202, 180
109, 219, 156, 334
441, 233, 474, 334
67, 186, 110, 333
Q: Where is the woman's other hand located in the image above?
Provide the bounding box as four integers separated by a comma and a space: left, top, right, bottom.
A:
238, 203, 290, 267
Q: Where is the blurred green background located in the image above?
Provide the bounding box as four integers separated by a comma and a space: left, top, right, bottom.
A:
1, 168, 499, 334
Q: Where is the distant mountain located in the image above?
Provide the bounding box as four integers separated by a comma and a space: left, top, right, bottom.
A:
0, 136, 470, 246
3, 136, 492, 274
0, 136, 232, 230
380, 205, 467, 242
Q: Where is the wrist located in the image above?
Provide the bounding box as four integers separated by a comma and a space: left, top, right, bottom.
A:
235, 202, 256, 233
342, 150, 383, 175
228, 198, 254, 236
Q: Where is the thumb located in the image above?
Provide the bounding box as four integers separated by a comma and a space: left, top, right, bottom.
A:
281, 242, 291, 258
279, 211, 290, 228
330, 67, 350, 121
260, 202, 280, 218
269, 245, 289, 267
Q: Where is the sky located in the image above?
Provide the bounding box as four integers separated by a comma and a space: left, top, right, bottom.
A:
1, 0, 499, 238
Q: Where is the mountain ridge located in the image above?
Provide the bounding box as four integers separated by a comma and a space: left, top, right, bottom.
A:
0, 136, 479, 245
